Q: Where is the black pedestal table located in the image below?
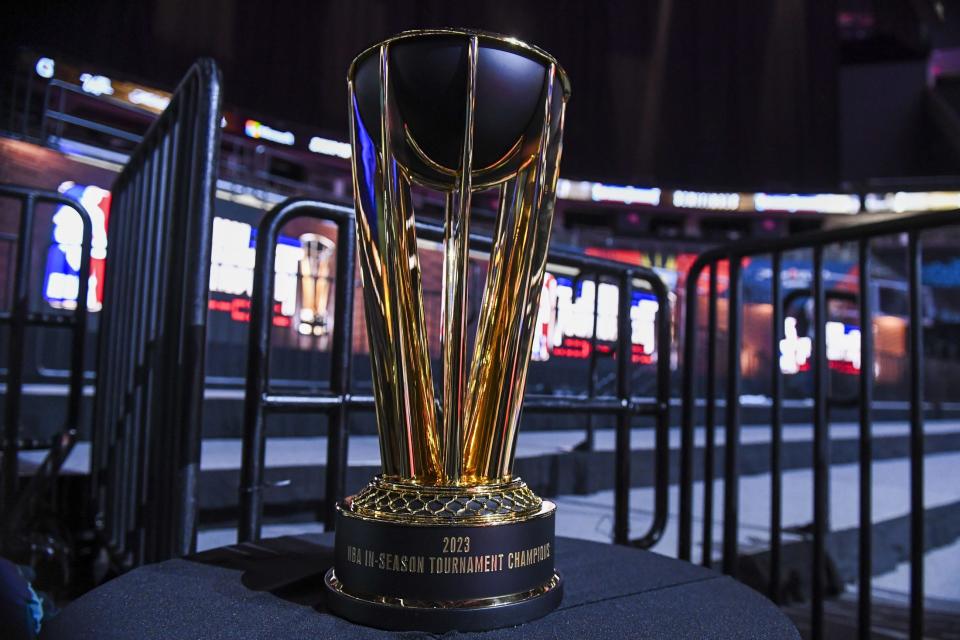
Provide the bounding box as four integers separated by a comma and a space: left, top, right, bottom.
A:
41, 534, 799, 639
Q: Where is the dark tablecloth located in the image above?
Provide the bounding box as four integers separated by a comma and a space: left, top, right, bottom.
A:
41, 534, 799, 639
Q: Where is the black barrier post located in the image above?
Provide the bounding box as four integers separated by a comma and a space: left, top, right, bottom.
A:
238, 207, 281, 543
857, 239, 873, 639
581, 272, 602, 452
613, 271, 633, 546
631, 268, 671, 550
770, 251, 783, 601
325, 213, 356, 529
678, 259, 701, 563
702, 264, 718, 567
907, 232, 924, 640
722, 257, 742, 577
2, 193, 34, 517
812, 246, 828, 639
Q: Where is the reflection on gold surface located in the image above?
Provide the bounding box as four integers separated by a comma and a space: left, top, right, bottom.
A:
348, 29, 569, 486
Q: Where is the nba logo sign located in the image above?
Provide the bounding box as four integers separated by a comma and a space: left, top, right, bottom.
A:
43, 181, 110, 311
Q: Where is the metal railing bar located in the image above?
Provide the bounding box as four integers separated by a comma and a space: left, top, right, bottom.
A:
262, 393, 373, 409
812, 245, 828, 640
101, 120, 130, 558
613, 270, 633, 546
258, 393, 667, 416
323, 200, 356, 530
45, 79, 158, 119
702, 264, 718, 568
636, 255, 672, 549
127, 155, 150, 560
22, 375, 952, 416
42, 111, 143, 143
684, 396, 958, 411
857, 238, 873, 640
96, 181, 121, 552
125, 106, 149, 554
0, 311, 79, 326
2, 189, 32, 499
770, 250, 783, 603
690, 208, 959, 268
179, 71, 222, 557
678, 263, 698, 562
907, 231, 924, 640
583, 271, 602, 451
526, 396, 666, 415
722, 257, 742, 576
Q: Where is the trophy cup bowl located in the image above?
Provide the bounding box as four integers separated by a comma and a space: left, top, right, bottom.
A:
351, 31, 567, 189
325, 29, 570, 632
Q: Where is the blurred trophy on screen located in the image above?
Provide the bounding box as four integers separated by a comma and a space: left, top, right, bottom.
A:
297, 233, 335, 337
324, 29, 570, 632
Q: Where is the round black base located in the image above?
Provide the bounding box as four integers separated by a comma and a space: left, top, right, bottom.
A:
325, 495, 561, 632
324, 568, 563, 632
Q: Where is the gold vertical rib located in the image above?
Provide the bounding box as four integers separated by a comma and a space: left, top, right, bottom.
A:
379, 43, 443, 482
441, 35, 479, 483
497, 67, 566, 478
461, 63, 565, 483
347, 44, 443, 483
347, 77, 397, 478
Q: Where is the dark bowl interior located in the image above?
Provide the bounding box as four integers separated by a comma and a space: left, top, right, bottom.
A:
351, 33, 566, 189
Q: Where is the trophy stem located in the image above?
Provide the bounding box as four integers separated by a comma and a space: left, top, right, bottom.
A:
441, 35, 479, 484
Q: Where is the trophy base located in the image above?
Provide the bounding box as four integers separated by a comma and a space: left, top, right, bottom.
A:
324, 478, 562, 632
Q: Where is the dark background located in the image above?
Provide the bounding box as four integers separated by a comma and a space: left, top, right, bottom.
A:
1, 0, 958, 190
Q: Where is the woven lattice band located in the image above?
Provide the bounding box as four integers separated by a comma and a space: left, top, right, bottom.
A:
345, 477, 543, 523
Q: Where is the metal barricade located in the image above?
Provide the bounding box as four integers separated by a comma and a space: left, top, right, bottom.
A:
237, 199, 672, 551
237, 198, 357, 542
0, 184, 92, 542
89, 59, 222, 566
678, 208, 959, 640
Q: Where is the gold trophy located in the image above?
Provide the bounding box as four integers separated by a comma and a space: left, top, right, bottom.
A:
297, 233, 335, 337
324, 29, 570, 632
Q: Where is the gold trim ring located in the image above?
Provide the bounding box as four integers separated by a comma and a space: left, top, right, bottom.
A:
344, 476, 545, 524
325, 569, 561, 610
